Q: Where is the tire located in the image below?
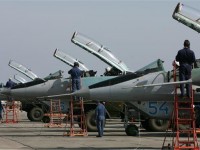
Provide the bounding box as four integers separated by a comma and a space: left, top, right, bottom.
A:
29, 107, 44, 121
27, 111, 33, 121
42, 116, 50, 123
125, 124, 138, 136
141, 119, 151, 131
86, 110, 97, 132
148, 119, 170, 132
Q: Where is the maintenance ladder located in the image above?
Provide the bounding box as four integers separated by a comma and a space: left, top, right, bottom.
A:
44, 99, 65, 127
64, 96, 88, 137
162, 64, 199, 149
4, 101, 19, 123
63, 77, 87, 136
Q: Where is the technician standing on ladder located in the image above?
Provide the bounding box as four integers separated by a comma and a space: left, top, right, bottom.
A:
68, 62, 82, 96
175, 39, 196, 98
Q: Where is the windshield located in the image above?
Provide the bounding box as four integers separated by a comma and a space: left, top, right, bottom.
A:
135, 59, 165, 75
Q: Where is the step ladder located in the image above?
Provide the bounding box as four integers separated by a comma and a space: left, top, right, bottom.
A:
162, 64, 199, 149
44, 99, 64, 127
4, 101, 19, 123
64, 96, 87, 136
173, 90, 199, 149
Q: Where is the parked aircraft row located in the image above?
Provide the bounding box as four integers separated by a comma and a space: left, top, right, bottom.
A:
1, 3, 200, 135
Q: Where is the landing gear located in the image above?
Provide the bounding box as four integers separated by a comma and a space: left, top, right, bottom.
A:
27, 107, 44, 121
86, 110, 97, 132
42, 116, 50, 123
147, 119, 170, 132
125, 124, 139, 136
140, 118, 170, 132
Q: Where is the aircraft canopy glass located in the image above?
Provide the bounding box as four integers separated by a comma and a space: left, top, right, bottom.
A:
8, 60, 38, 80
54, 49, 89, 71
173, 3, 200, 33
14, 75, 27, 84
135, 59, 165, 75
71, 32, 130, 73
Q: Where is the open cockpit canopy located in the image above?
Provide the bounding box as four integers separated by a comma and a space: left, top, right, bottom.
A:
71, 31, 132, 75
173, 3, 200, 33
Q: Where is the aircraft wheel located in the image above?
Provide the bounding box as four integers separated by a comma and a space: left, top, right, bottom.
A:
125, 124, 138, 136
27, 111, 33, 121
42, 116, 50, 123
148, 119, 169, 132
29, 107, 44, 121
86, 110, 97, 132
141, 119, 151, 131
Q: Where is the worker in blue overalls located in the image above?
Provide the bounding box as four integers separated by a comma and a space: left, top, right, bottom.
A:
95, 101, 106, 137
175, 40, 196, 98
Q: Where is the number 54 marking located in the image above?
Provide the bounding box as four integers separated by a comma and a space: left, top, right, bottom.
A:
149, 102, 168, 115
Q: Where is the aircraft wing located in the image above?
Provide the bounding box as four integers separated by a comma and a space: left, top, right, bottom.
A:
37, 93, 72, 100
123, 79, 192, 88
53, 49, 89, 71
71, 31, 132, 74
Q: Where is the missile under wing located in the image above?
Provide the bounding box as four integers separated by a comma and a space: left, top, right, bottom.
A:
173, 3, 200, 33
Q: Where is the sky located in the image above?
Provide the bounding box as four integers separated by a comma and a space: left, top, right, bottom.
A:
0, 0, 200, 84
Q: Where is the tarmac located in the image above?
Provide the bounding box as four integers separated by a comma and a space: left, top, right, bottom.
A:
0, 111, 199, 150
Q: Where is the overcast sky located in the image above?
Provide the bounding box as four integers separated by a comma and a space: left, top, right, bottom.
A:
0, 0, 200, 83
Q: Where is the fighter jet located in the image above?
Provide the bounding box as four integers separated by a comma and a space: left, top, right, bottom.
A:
1, 57, 114, 131
2, 32, 200, 134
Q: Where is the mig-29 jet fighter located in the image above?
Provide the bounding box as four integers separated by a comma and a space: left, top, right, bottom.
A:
4, 60, 65, 122
45, 32, 200, 134
1, 57, 114, 131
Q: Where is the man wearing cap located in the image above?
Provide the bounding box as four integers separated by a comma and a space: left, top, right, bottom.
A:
175, 39, 196, 98
95, 101, 106, 137
68, 62, 83, 93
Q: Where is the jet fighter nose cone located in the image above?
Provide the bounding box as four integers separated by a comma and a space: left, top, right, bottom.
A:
73, 87, 90, 99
